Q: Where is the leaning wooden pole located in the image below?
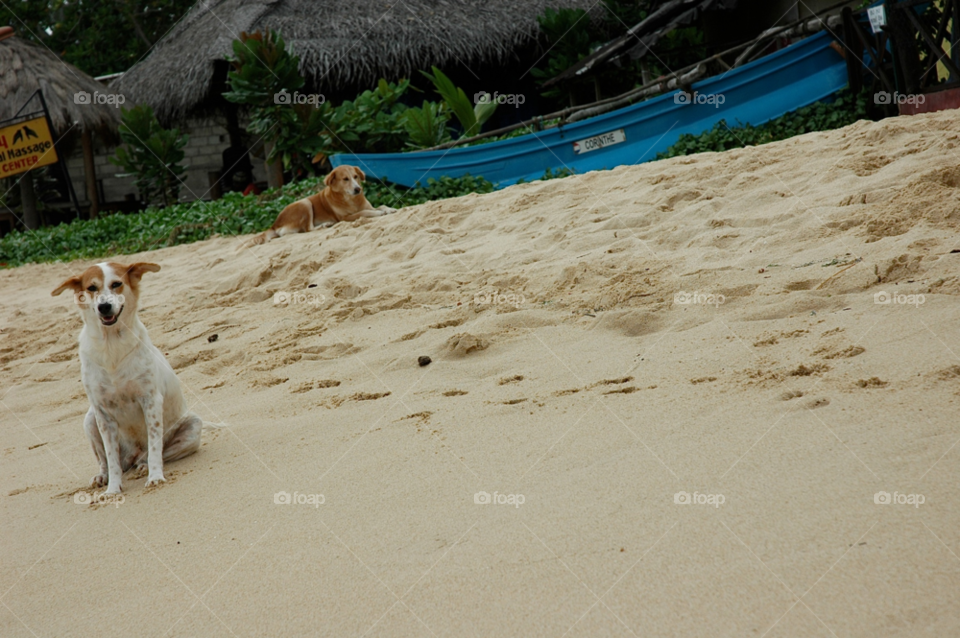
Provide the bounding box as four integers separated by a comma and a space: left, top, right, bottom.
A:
81, 128, 99, 218
20, 172, 38, 230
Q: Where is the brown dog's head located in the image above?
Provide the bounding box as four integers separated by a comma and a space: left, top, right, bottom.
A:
324, 165, 366, 197
52, 262, 160, 329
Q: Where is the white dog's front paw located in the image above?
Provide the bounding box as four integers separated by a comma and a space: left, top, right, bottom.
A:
91, 473, 108, 488
104, 484, 122, 495
145, 474, 166, 488
382, 206, 397, 214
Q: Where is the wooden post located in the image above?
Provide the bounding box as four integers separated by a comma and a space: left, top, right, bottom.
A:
208, 171, 223, 200
841, 8, 863, 96
20, 173, 39, 230
81, 128, 99, 218
265, 140, 283, 188
953, 0, 960, 81
885, 0, 923, 95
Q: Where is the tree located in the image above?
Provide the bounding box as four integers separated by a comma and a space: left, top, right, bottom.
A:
0, 0, 196, 77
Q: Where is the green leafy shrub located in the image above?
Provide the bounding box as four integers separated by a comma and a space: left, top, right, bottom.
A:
0, 174, 494, 267
657, 91, 868, 159
223, 29, 324, 177
315, 79, 413, 159
402, 101, 452, 149
315, 70, 494, 155
420, 67, 497, 138
109, 104, 188, 207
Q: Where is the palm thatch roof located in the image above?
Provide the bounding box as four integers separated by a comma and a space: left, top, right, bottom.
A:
113, 0, 595, 121
0, 35, 121, 133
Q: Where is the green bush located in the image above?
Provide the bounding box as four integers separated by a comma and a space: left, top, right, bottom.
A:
0, 174, 494, 267
657, 91, 868, 159
420, 66, 497, 139
109, 104, 188, 207
402, 100, 452, 149
223, 29, 324, 176
316, 70, 498, 156
315, 79, 414, 159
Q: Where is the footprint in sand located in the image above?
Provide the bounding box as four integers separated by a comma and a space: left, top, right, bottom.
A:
603, 386, 639, 395
591, 376, 634, 387
690, 377, 717, 385
291, 379, 342, 393
351, 392, 391, 401
819, 345, 865, 360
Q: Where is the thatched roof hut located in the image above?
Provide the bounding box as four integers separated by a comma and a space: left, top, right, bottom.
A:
0, 34, 120, 133
0, 30, 121, 223
113, 0, 594, 121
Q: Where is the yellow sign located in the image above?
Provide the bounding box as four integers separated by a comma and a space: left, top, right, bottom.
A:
0, 116, 58, 178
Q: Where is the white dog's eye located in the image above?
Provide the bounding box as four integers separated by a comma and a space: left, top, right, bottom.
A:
87, 285, 97, 292
110, 281, 122, 289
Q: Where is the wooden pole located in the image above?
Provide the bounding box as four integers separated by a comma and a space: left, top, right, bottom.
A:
81, 128, 99, 218
20, 173, 39, 230
265, 140, 284, 188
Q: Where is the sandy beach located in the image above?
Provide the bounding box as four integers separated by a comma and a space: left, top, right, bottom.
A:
3, 108, 960, 637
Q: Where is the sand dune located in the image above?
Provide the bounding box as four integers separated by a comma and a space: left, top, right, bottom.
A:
3, 109, 960, 637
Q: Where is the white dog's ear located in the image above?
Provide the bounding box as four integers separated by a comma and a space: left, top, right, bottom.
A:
51, 276, 82, 296
324, 170, 336, 186
125, 262, 160, 286
355, 167, 366, 182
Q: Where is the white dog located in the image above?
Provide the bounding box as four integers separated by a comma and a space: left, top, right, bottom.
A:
53, 262, 201, 494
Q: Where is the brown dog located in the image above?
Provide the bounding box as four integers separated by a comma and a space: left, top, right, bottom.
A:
247, 165, 395, 245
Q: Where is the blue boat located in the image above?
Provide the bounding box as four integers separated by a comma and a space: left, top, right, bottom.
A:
331, 31, 848, 187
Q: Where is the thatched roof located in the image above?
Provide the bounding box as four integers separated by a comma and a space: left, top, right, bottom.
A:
113, 0, 594, 121
0, 35, 121, 133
